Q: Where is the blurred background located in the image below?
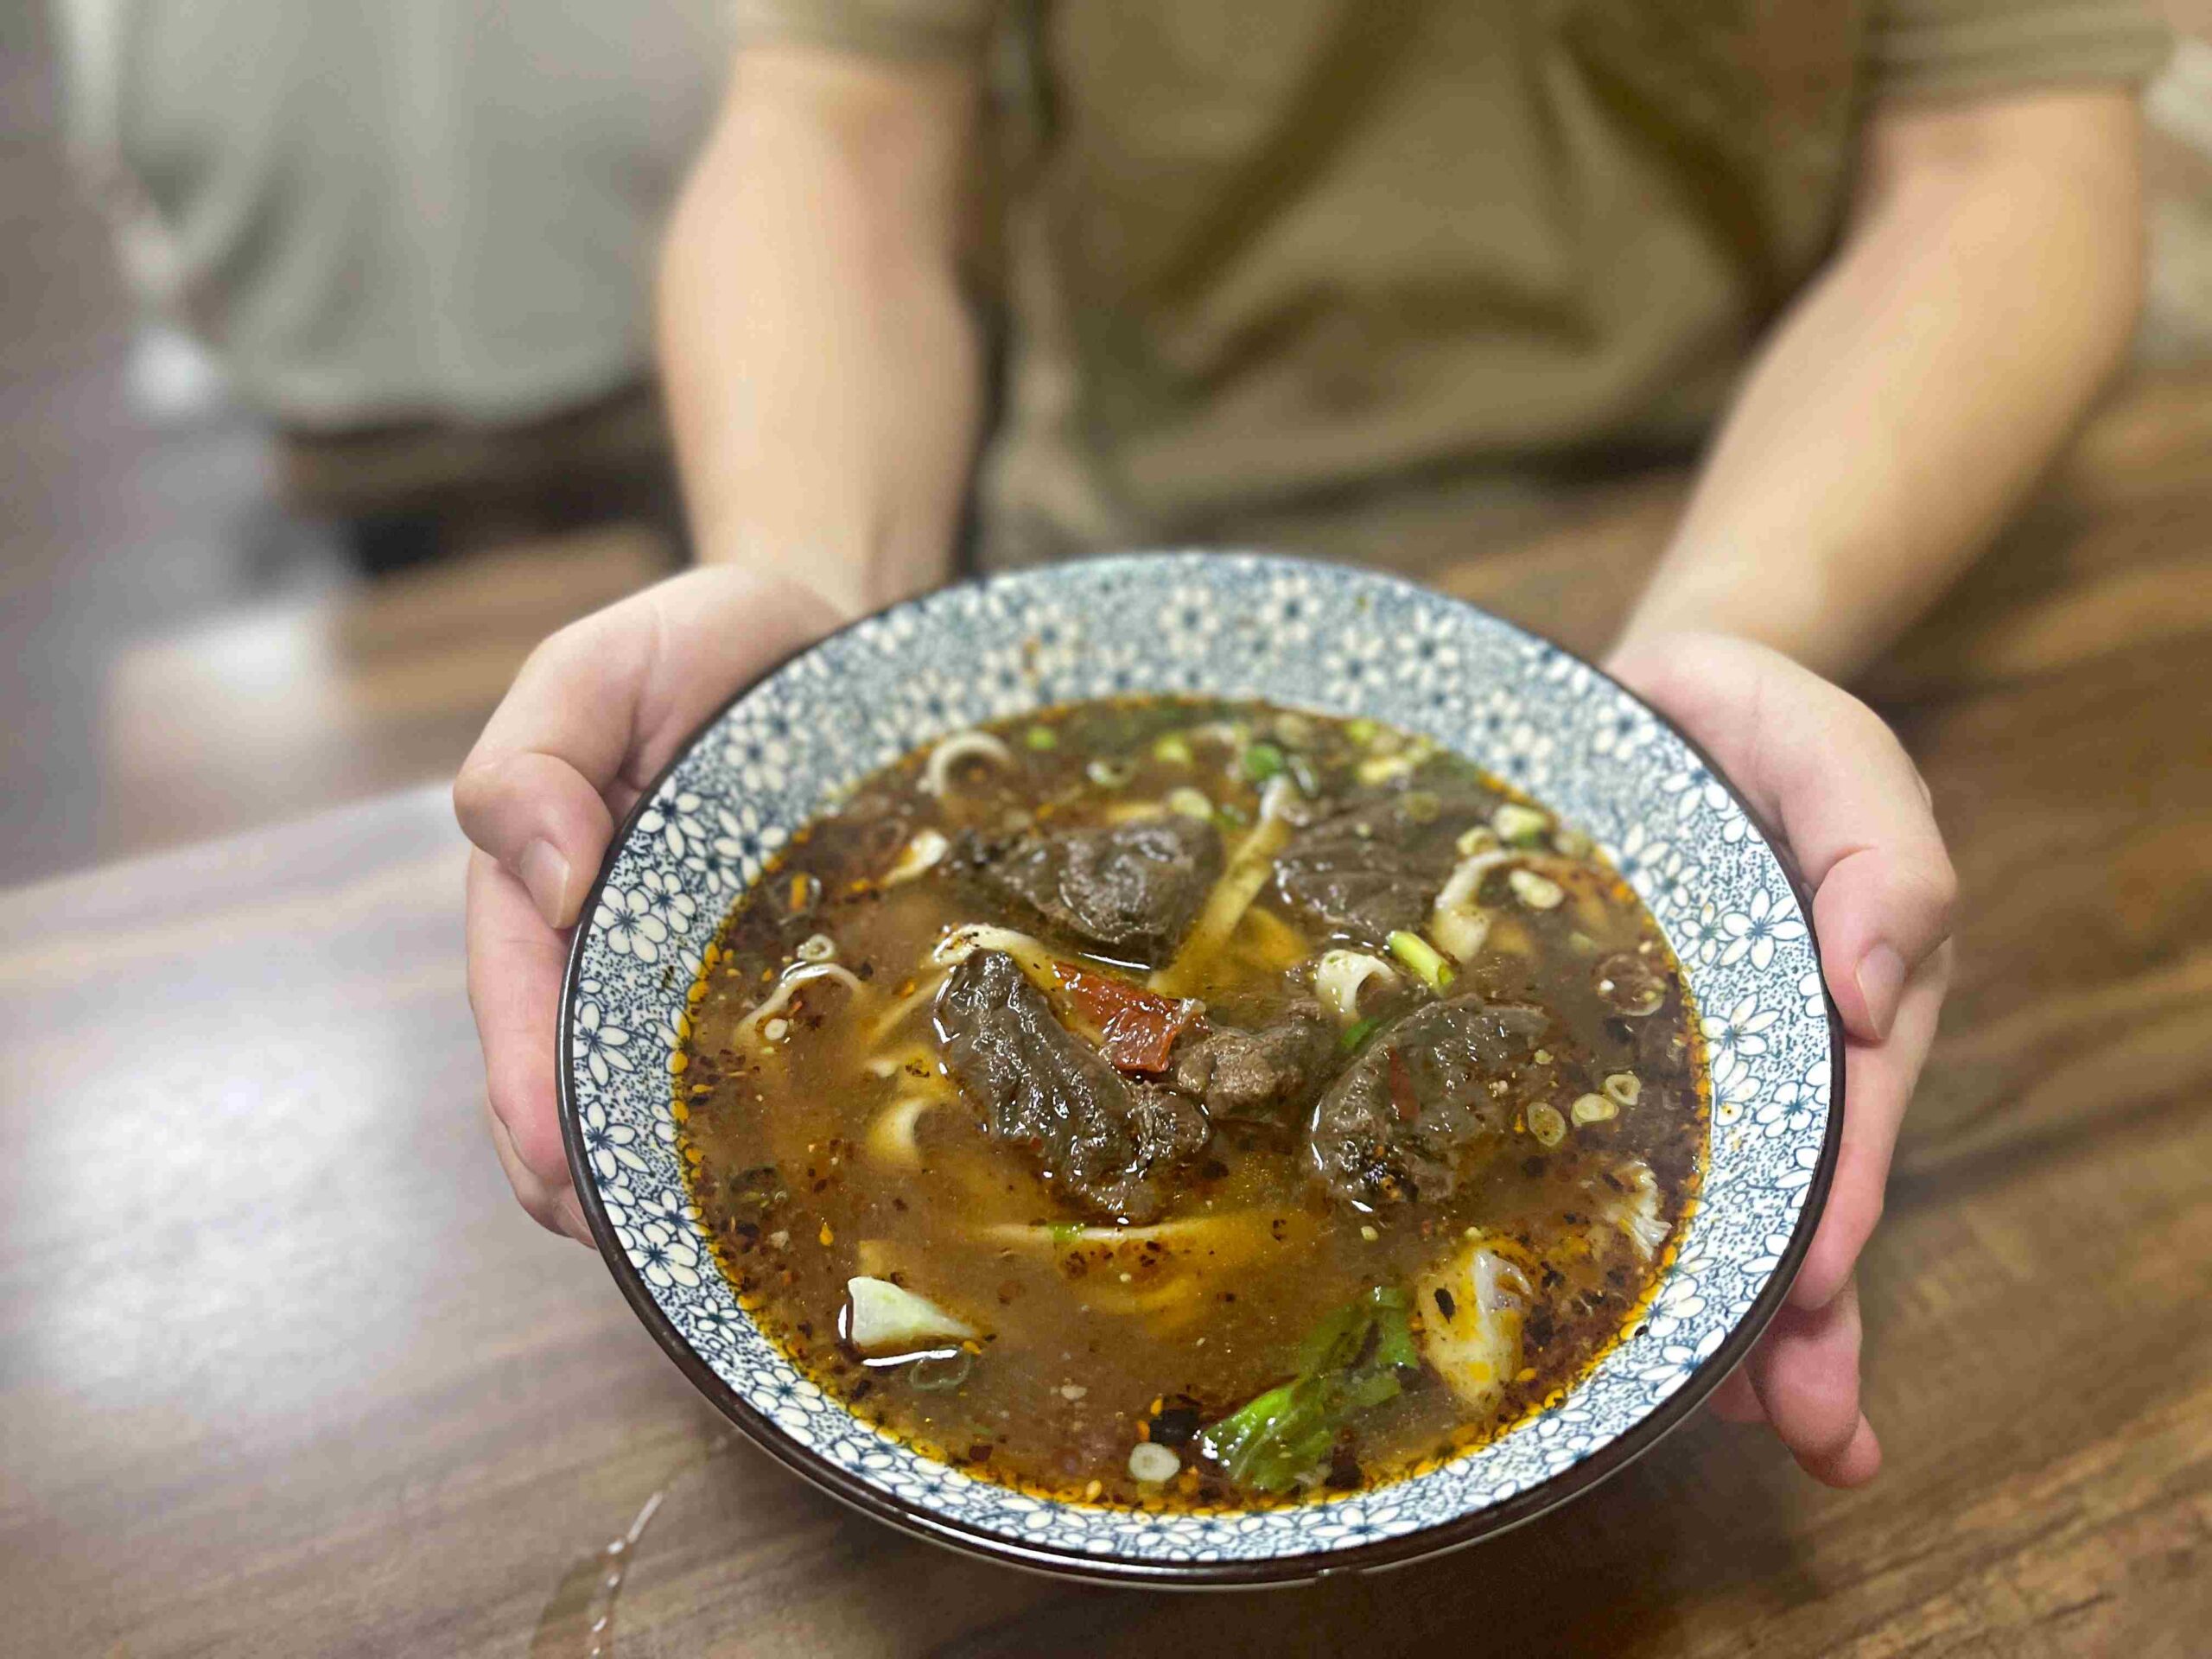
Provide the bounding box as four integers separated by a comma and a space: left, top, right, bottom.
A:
5, 0, 2212, 888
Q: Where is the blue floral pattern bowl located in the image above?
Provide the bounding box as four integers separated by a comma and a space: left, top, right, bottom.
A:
559, 552, 1841, 1585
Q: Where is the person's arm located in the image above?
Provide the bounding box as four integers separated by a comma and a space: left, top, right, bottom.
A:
658, 44, 984, 614
1617, 86, 2145, 679
454, 42, 982, 1244
1596, 84, 2145, 1487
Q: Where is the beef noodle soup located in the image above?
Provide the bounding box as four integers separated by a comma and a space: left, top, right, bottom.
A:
677, 697, 1707, 1510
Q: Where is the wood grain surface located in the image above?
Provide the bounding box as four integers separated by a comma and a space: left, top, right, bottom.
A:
6, 372, 2210, 1658
98, 528, 673, 861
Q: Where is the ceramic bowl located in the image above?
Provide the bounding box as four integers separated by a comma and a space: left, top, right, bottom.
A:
559, 551, 1841, 1585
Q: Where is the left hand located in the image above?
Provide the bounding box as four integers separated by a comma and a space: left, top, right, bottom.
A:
1605, 632, 1956, 1487
453, 569, 842, 1243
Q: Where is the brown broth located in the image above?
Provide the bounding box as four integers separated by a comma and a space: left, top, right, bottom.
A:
677, 697, 1707, 1510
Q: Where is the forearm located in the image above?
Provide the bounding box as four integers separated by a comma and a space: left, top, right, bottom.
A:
658, 48, 982, 616
1618, 88, 2145, 680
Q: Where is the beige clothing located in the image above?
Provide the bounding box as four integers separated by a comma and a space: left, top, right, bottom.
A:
734, 0, 2168, 568
60, 0, 730, 427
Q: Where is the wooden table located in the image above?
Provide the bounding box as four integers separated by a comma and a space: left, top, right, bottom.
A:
7, 378, 2211, 1657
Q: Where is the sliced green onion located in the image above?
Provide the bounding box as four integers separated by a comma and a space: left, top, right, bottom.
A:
1024, 725, 1058, 750
1356, 753, 1414, 786
1345, 717, 1379, 746
1388, 930, 1456, 993
1492, 803, 1550, 847
1087, 757, 1136, 788
1153, 732, 1194, 765
908, 1350, 976, 1392
1166, 786, 1215, 820
1047, 1221, 1083, 1246
1242, 742, 1286, 783
1339, 1015, 1382, 1054
1508, 868, 1565, 910
1287, 752, 1323, 797
1571, 1092, 1617, 1125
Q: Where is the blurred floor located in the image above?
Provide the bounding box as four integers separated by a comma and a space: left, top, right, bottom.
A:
5, 3, 2212, 889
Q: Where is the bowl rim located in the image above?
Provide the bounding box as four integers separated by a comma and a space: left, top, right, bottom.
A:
557, 550, 1845, 1587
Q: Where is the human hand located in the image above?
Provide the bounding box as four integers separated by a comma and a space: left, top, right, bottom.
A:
453, 569, 841, 1243
1605, 631, 1956, 1487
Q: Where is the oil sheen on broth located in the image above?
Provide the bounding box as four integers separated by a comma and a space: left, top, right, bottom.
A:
678, 698, 1707, 1510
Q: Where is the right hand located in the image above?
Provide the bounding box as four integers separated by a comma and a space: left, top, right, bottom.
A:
453, 568, 841, 1241
1607, 632, 1957, 1487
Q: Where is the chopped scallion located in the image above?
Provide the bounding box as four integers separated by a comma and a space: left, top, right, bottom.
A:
908, 1350, 976, 1391
1387, 930, 1456, 992
1492, 803, 1550, 847
1166, 786, 1215, 820
1571, 1092, 1617, 1126
1024, 725, 1058, 750
1340, 1015, 1382, 1054
1242, 742, 1287, 783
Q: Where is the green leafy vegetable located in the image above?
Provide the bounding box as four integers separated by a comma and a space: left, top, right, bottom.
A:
1198, 1383, 1322, 1492
1297, 1285, 1419, 1375
1198, 1287, 1419, 1493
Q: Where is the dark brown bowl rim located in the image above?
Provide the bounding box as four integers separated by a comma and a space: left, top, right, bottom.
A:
558, 550, 1846, 1588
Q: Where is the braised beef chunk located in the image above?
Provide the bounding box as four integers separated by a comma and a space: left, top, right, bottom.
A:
1306, 996, 1548, 1207
1124, 1090, 1211, 1183
1273, 791, 1499, 943
935, 950, 1209, 1222
1171, 1004, 1337, 1122
960, 817, 1222, 966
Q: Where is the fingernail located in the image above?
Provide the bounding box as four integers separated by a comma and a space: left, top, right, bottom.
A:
518, 838, 573, 928
1856, 944, 1904, 1041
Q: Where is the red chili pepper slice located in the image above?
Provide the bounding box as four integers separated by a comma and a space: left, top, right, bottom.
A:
1052, 961, 1201, 1073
